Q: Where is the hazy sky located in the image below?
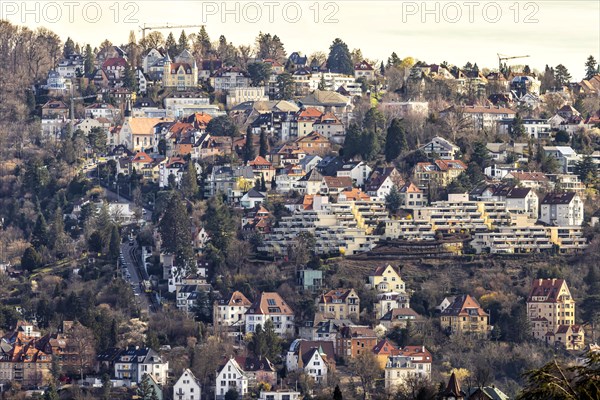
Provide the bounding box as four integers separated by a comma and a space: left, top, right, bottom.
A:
3, 0, 599, 79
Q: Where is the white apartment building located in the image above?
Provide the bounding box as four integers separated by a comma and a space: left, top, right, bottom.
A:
543, 146, 581, 174
385, 347, 432, 391
418, 136, 460, 160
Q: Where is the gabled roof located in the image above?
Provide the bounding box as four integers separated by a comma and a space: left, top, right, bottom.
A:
249, 156, 273, 167
102, 57, 128, 69
527, 278, 568, 303
315, 112, 342, 125
322, 176, 353, 189
400, 182, 422, 194
218, 357, 247, 376
440, 294, 488, 317
468, 386, 510, 400
299, 168, 324, 182
247, 292, 293, 315
371, 264, 396, 277
296, 131, 329, 144
290, 339, 335, 362
372, 339, 398, 356
506, 171, 549, 182
339, 188, 370, 201
301, 347, 323, 366
126, 117, 171, 135
131, 151, 153, 163
234, 356, 275, 372
318, 289, 357, 304
354, 60, 374, 71
299, 90, 351, 107
176, 368, 202, 387
218, 291, 252, 307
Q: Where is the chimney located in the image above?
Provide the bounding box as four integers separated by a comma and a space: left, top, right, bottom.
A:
552, 278, 556, 285
539, 278, 543, 285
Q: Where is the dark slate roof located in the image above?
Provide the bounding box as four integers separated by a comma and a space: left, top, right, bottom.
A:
541, 192, 576, 205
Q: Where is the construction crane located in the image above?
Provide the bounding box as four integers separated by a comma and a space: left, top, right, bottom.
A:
70, 95, 97, 120
497, 53, 530, 72
139, 23, 204, 40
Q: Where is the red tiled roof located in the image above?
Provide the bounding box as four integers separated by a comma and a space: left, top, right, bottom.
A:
247, 292, 293, 315
249, 156, 273, 167
298, 107, 323, 121
323, 176, 353, 189
131, 151, 152, 163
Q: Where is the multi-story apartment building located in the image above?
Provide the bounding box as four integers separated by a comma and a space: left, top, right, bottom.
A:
114, 347, 168, 385
543, 146, 581, 174
384, 346, 432, 391
257, 200, 380, 257
418, 136, 460, 160
245, 292, 295, 337
336, 326, 378, 359
383, 219, 436, 241
440, 105, 516, 131
214, 291, 252, 328
540, 192, 584, 226
526, 278, 584, 350
316, 289, 360, 320
412, 159, 467, 189
313, 113, 345, 144
412, 198, 513, 235
56, 54, 85, 78
439, 294, 491, 338
210, 67, 251, 91
471, 226, 587, 254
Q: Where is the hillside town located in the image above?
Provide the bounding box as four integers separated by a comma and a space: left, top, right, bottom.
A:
0, 20, 599, 400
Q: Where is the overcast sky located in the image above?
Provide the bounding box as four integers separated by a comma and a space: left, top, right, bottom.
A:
3, 0, 599, 79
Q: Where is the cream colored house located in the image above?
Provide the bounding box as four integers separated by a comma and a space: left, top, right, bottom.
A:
162, 50, 198, 90
440, 294, 491, 338
316, 289, 360, 320
368, 265, 406, 293
120, 116, 172, 151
